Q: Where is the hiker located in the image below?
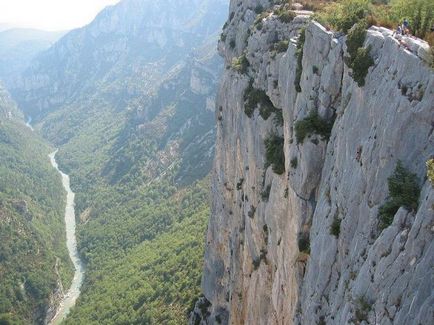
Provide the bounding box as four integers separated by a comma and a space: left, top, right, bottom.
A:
402, 18, 410, 35
393, 25, 402, 37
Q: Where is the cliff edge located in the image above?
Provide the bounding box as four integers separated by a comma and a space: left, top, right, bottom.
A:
191, 1, 433, 324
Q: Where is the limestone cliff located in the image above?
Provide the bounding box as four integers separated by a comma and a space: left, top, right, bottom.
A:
191, 1, 434, 324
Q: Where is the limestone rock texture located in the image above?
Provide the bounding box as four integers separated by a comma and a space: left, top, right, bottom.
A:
191, 1, 434, 324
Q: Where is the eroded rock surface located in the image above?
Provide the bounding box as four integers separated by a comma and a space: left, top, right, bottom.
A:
192, 1, 434, 324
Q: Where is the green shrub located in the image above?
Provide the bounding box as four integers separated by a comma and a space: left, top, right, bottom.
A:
346, 22, 366, 59
229, 39, 236, 49
330, 215, 341, 237
290, 157, 298, 169
273, 109, 284, 127
294, 110, 334, 144
345, 23, 374, 87
231, 54, 250, 74
274, 40, 289, 53
255, 5, 264, 14
294, 29, 306, 92
316, 0, 370, 33
378, 161, 421, 230
244, 80, 277, 119
264, 134, 285, 174
351, 46, 374, 86
355, 296, 372, 322
275, 8, 295, 24
298, 233, 310, 254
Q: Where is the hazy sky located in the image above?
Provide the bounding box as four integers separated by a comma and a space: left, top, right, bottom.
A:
0, 0, 121, 31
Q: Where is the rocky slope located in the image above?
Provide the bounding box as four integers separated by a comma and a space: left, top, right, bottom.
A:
192, 1, 434, 324
9, 0, 227, 121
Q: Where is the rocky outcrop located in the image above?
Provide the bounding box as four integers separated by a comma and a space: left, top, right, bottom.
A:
193, 1, 434, 324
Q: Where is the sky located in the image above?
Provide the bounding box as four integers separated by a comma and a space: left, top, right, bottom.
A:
0, 0, 121, 31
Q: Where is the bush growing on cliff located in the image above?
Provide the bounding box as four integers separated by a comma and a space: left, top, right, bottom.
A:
294, 110, 334, 144
231, 54, 250, 74
274, 40, 289, 53
378, 161, 421, 230
345, 23, 374, 87
294, 29, 306, 92
275, 8, 296, 23
244, 80, 277, 119
330, 215, 341, 237
351, 46, 374, 86
264, 134, 285, 175
298, 232, 310, 254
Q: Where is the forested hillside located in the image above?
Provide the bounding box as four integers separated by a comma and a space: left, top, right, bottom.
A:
0, 88, 73, 324
6, 0, 228, 323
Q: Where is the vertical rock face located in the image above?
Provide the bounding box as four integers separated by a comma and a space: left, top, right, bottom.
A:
192, 1, 434, 324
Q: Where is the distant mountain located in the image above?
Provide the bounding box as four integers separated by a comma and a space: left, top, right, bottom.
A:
0, 28, 65, 86
11, 0, 227, 120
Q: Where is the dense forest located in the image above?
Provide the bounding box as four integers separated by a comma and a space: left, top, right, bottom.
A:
37, 86, 212, 323
0, 117, 73, 325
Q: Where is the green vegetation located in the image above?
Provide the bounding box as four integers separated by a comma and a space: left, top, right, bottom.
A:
345, 22, 374, 87
0, 119, 73, 324
354, 295, 372, 322
276, 8, 296, 23
330, 215, 341, 237
315, 0, 434, 42
294, 110, 334, 144
316, 0, 370, 33
426, 158, 434, 186
64, 182, 209, 325
376, 0, 434, 38
243, 80, 277, 119
31, 60, 216, 324
290, 157, 298, 169
298, 232, 310, 254
294, 29, 306, 93
264, 134, 285, 174
273, 40, 290, 53
378, 161, 421, 230
231, 54, 250, 74
255, 5, 265, 14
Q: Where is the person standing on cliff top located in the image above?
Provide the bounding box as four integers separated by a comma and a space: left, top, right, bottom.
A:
402, 18, 410, 35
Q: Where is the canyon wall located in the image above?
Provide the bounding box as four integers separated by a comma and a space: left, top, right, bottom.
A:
191, 1, 434, 324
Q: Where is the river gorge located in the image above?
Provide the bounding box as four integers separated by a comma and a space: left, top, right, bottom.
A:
48, 151, 84, 325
